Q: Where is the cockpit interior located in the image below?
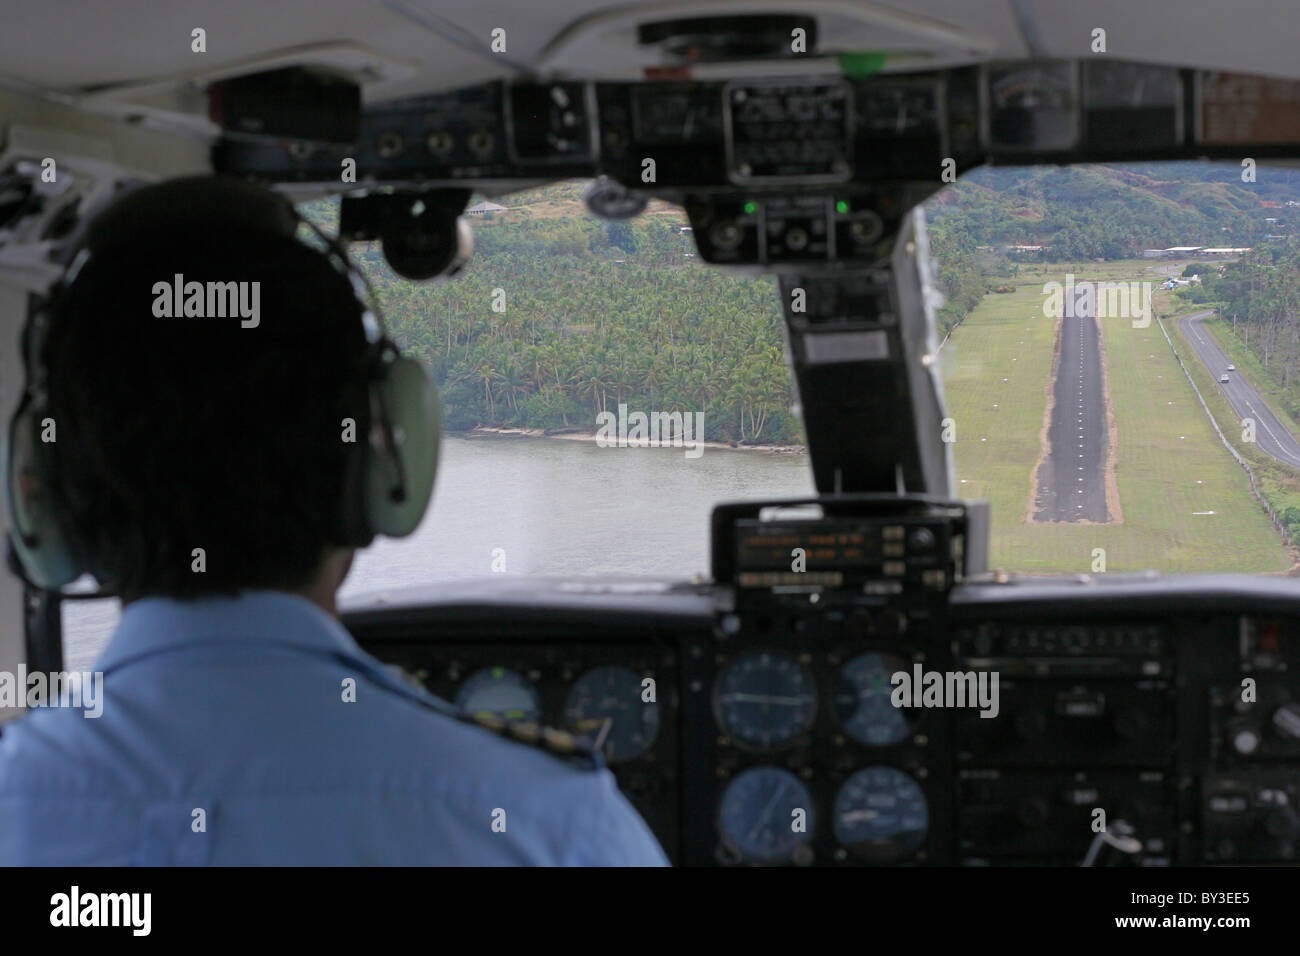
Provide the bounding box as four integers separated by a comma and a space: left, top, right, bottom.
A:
2, 1, 1300, 880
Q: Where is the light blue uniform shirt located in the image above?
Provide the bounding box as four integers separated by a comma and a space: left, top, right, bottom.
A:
0, 591, 669, 865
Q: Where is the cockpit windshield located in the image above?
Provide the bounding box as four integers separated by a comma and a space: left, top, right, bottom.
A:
62, 164, 1300, 664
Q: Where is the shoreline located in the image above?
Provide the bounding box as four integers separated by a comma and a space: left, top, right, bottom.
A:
458, 425, 806, 455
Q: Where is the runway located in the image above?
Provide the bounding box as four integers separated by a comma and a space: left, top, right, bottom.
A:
1032, 301, 1111, 522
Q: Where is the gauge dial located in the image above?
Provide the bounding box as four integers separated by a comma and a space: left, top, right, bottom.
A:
455, 667, 540, 721
987, 62, 1077, 151
833, 652, 915, 747
858, 83, 940, 136
832, 766, 928, 862
989, 63, 1073, 112
564, 666, 659, 763
719, 766, 816, 864
632, 86, 722, 143
1083, 61, 1180, 110
715, 651, 817, 749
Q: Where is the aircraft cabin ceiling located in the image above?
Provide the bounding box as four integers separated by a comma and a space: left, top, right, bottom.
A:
1, 0, 1298, 106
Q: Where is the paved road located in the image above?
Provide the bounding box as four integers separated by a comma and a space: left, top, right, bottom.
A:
1181, 311, 1300, 469
1034, 301, 1110, 522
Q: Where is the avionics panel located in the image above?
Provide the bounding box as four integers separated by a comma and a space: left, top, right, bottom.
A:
214, 61, 1300, 194
342, 577, 1300, 867
731, 515, 956, 590
712, 494, 988, 590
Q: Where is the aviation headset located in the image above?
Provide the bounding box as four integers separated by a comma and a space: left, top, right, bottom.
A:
2, 175, 441, 593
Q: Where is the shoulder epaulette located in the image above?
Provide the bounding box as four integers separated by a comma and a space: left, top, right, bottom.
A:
461, 712, 605, 770
351, 660, 605, 770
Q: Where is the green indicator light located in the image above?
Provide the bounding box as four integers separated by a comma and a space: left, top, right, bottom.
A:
836, 200, 849, 214
743, 201, 757, 215
837, 51, 888, 78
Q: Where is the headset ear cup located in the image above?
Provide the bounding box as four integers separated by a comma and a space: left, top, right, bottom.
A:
4, 406, 83, 589
365, 356, 440, 538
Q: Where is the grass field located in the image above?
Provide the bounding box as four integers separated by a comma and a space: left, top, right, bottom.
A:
940, 262, 1290, 574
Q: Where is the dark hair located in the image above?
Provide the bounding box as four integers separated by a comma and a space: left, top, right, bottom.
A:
43, 220, 371, 600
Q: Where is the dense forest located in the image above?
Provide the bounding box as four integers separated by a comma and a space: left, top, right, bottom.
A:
301, 163, 1299, 442
304, 185, 801, 442
926, 162, 1298, 259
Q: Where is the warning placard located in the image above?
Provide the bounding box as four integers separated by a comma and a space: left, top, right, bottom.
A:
1198, 71, 1300, 145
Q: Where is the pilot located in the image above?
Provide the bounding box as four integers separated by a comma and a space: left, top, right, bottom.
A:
0, 175, 668, 865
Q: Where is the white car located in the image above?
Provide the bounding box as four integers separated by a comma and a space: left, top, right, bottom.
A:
1227, 364, 1236, 371
1220, 374, 1230, 383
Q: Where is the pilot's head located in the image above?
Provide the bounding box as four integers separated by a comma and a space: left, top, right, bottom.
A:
15, 175, 437, 606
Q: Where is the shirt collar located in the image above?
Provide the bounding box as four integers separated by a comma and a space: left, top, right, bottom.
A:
95, 590, 367, 674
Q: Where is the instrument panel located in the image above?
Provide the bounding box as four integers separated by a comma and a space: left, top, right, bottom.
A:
208, 60, 1300, 276
342, 575, 1300, 867
214, 60, 1300, 193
